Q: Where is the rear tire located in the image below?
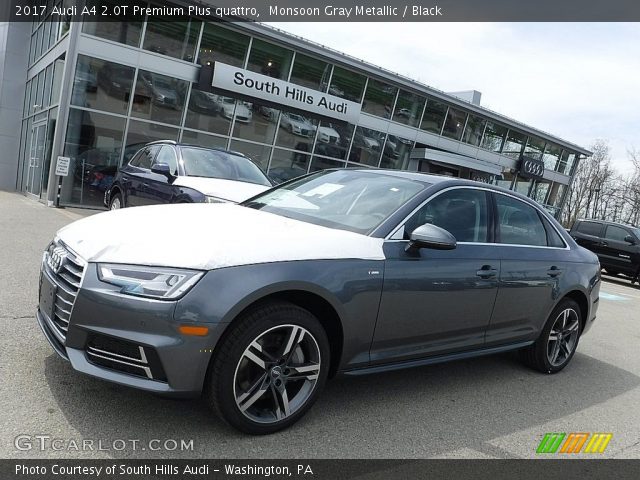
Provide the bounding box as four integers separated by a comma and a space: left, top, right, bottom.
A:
205, 301, 330, 435
520, 298, 582, 374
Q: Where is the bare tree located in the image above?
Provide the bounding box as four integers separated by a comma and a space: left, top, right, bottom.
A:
618, 148, 640, 225
561, 139, 614, 226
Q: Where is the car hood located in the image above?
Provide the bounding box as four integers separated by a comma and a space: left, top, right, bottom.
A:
290, 120, 311, 129
233, 104, 251, 116
318, 126, 339, 135
153, 87, 177, 98
172, 176, 269, 203
56, 203, 385, 270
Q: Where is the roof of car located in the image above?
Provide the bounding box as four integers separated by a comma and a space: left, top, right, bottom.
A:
348, 168, 518, 191
345, 168, 555, 209
143, 140, 249, 158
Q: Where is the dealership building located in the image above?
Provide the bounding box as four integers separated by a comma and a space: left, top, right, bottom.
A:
0, 2, 592, 216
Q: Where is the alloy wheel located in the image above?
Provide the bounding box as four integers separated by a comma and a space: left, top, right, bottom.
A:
110, 197, 121, 210
233, 324, 321, 424
547, 308, 580, 367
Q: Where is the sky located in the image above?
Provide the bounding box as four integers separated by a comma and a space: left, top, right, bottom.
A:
268, 22, 640, 173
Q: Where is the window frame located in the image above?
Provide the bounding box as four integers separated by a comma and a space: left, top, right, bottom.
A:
397, 187, 491, 243
153, 144, 180, 176
387, 186, 569, 250
575, 220, 604, 237
493, 191, 551, 248
604, 224, 632, 242
129, 145, 160, 170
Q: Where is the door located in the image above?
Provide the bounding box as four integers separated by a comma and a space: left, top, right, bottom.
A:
25, 121, 47, 198
371, 187, 501, 364
146, 145, 179, 204
486, 192, 567, 345
600, 224, 637, 275
123, 145, 160, 206
571, 220, 604, 257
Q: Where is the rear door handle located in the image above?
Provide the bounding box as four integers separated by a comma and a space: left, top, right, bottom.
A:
476, 265, 498, 278
547, 266, 563, 277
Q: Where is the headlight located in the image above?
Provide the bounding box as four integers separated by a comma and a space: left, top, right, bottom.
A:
98, 264, 203, 300
205, 196, 230, 203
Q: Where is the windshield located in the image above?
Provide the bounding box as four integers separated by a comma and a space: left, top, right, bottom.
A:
244, 170, 428, 235
180, 147, 271, 186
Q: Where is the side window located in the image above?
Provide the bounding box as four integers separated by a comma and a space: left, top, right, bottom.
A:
128, 149, 145, 167
541, 216, 566, 248
496, 194, 547, 246
129, 146, 158, 169
403, 188, 489, 242
605, 225, 630, 242
153, 145, 179, 175
576, 221, 602, 237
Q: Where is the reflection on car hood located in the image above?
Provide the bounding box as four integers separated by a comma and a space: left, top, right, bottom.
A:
318, 126, 339, 136
153, 86, 177, 98
172, 176, 269, 203
56, 203, 385, 270
232, 104, 251, 116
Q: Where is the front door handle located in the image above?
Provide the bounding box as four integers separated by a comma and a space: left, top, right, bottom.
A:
601, 241, 608, 246
476, 265, 498, 278
547, 266, 563, 277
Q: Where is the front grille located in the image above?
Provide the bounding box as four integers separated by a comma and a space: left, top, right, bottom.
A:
86, 334, 167, 382
41, 241, 86, 342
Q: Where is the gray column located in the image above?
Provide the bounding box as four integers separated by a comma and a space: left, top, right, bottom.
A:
0, 22, 30, 191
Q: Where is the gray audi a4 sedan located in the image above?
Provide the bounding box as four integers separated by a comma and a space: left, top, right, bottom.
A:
37, 169, 601, 434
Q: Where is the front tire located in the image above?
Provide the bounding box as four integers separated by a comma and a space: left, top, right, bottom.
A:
205, 301, 330, 434
520, 298, 582, 374
109, 191, 123, 210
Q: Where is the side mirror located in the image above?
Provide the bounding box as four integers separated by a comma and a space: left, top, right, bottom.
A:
406, 223, 457, 252
151, 163, 173, 178
624, 234, 637, 245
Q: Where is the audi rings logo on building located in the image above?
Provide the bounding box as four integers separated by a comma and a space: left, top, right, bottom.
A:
520, 156, 545, 179
47, 246, 67, 274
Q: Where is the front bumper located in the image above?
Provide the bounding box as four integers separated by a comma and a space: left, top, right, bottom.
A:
37, 263, 228, 397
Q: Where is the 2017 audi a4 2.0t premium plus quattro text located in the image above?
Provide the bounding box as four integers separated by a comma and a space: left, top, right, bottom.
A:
37, 169, 601, 434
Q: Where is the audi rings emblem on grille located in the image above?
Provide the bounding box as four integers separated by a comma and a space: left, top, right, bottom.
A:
523, 160, 544, 177
47, 247, 68, 274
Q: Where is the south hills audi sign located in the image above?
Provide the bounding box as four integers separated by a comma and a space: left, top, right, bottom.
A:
212, 62, 361, 123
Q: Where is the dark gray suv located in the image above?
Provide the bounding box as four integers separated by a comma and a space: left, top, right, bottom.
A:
37, 170, 601, 434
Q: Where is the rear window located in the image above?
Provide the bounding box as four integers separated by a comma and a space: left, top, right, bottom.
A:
576, 221, 602, 236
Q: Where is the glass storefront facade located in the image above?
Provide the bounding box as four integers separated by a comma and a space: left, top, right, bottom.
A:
13, 9, 589, 217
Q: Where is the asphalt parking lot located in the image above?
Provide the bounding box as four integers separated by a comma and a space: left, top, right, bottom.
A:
1, 191, 639, 459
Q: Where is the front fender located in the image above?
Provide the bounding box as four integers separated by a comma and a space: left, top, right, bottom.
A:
174, 259, 385, 369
